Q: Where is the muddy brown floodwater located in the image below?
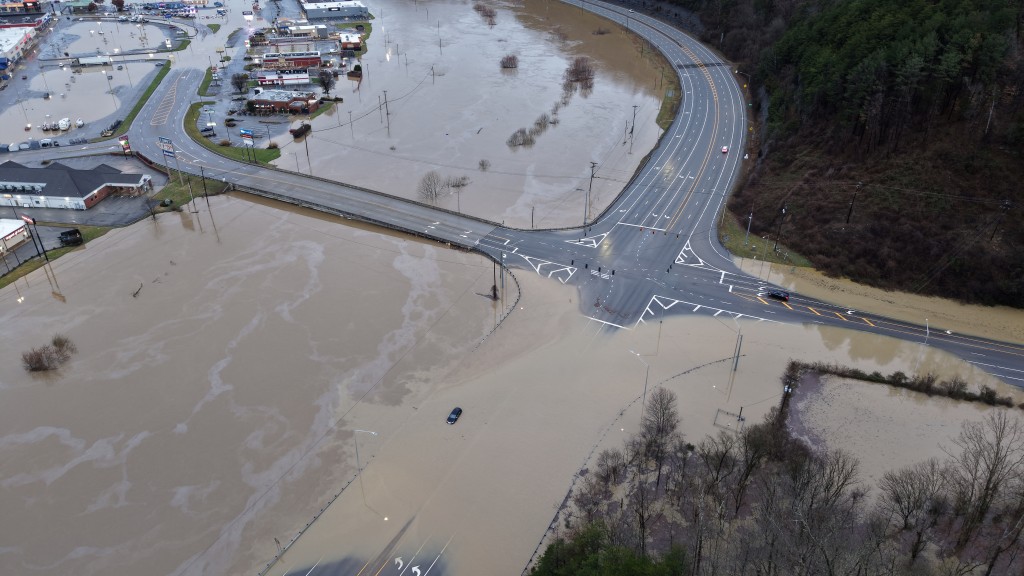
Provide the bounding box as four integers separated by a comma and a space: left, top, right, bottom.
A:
279, 0, 664, 229
0, 195, 501, 575
3, 2, 1022, 575
1, 196, 1017, 576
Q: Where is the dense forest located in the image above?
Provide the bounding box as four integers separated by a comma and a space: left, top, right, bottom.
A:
636, 0, 1024, 307
529, 364, 1024, 575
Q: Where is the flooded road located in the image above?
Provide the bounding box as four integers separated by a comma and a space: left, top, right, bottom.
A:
0, 191, 1013, 575
0, 195, 500, 576
281, 0, 665, 228
3, 2, 1020, 575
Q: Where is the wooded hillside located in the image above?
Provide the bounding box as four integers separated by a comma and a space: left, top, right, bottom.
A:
669, 0, 1024, 307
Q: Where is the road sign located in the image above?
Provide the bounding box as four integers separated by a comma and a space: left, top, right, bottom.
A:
157, 136, 175, 158
240, 128, 254, 146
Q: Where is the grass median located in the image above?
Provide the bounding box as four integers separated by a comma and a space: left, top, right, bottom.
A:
186, 102, 282, 164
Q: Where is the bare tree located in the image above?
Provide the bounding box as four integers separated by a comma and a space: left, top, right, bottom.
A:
595, 448, 625, 485
317, 69, 336, 96
697, 431, 739, 504
230, 73, 249, 94
573, 476, 609, 524
877, 458, 947, 563
642, 387, 680, 487
945, 412, 1024, 549
730, 423, 771, 515
417, 170, 445, 204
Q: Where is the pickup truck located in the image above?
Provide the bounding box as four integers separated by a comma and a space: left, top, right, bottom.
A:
59, 228, 83, 247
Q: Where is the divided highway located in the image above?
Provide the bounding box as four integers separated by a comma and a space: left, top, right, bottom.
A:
115, 2, 1023, 385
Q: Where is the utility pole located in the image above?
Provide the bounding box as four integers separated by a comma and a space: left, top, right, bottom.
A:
585, 162, 597, 228
349, 111, 354, 138
773, 204, 787, 251
304, 135, 312, 175
846, 182, 861, 224
382, 90, 390, 135
744, 210, 752, 245
199, 165, 211, 210
629, 104, 638, 154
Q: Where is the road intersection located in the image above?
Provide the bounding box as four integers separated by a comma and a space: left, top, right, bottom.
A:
29, 3, 1024, 385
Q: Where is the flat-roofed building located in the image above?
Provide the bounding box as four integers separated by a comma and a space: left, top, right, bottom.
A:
256, 68, 310, 86
250, 89, 319, 114
300, 0, 367, 20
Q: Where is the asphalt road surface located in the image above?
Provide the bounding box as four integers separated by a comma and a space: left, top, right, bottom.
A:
28, 1, 1024, 388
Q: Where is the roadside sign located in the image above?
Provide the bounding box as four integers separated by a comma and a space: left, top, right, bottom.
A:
157, 136, 175, 158
240, 128, 254, 146
20, 214, 35, 225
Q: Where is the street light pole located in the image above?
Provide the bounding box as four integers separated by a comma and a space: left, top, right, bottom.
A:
353, 429, 377, 509
101, 69, 116, 110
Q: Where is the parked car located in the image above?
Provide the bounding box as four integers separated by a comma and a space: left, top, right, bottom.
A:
446, 407, 463, 425
766, 289, 790, 302
59, 228, 83, 247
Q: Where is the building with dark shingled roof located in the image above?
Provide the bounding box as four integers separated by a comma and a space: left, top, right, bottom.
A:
0, 161, 151, 210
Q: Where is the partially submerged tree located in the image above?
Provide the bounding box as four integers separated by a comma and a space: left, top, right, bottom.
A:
417, 170, 445, 204
317, 69, 336, 96
230, 73, 249, 94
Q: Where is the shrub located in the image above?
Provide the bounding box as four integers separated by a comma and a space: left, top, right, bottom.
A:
22, 334, 77, 372
219, 139, 231, 146
478, 159, 491, 171
506, 128, 535, 147
267, 141, 278, 149
979, 385, 999, 405
500, 54, 518, 69
939, 376, 968, 399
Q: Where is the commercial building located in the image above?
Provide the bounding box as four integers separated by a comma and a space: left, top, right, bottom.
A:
0, 161, 151, 210
258, 50, 321, 70
0, 1, 48, 16
0, 218, 28, 256
256, 68, 310, 87
300, 0, 367, 20
338, 32, 360, 51
249, 89, 318, 114
279, 23, 329, 38
0, 26, 33, 67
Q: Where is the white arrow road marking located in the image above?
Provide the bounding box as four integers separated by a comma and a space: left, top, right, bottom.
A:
395, 557, 403, 570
